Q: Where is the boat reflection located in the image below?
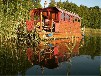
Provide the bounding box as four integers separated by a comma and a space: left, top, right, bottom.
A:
25, 37, 82, 75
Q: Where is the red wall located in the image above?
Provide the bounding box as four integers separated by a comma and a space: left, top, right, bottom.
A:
55, 12, 81, 37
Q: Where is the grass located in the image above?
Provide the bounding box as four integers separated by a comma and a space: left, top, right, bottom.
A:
84, 28, 101, 37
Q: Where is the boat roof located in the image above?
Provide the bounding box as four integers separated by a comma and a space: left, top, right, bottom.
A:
33, 7, 81, 19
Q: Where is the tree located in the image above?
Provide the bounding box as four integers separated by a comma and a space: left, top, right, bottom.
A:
32, 0, 42, 8
57, 0, 64, 8
0, 0, 35, 40
48, 0, 56, 7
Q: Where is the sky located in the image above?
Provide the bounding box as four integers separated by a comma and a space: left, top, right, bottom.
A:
40, 0, 101, 8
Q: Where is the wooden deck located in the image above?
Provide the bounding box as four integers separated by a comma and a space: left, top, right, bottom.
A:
39, 32, 82, 40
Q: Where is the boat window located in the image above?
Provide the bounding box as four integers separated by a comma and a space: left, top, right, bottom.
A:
65, 14, 70, 21
75, 18, 77, 21
55, 13, 58, 20
51, 12, 58, 20
52, 13, 55, 19
73, 20, 74, 23
34, 12, 40, 20
78, 19, 80, 22
34, 15, 39, 20
43, 12, 48, 16
61, 13, 64, 21
69, 16, 70, 21
64, 13, 65, 21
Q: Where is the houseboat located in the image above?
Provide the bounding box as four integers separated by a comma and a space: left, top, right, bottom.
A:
26, 7, 82, 39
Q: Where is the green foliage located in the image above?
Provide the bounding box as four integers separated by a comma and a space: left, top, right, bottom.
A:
48, 0, 56, 7
57, 1, 64, 9
33, 0, 42, 8
0, 0, 42, 40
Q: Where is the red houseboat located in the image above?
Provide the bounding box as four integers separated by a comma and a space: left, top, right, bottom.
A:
27, 7, 82, 39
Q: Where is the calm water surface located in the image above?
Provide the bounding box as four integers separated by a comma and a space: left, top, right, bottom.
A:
0, 35, 100, 76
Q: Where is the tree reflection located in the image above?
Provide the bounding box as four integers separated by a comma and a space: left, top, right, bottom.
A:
79, 36, 100, 59
0, 40, 32, 75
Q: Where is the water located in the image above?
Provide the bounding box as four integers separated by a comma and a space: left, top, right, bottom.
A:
0, 35, 100, 76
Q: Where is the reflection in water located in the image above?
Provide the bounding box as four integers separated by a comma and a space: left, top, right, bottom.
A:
26, 46, 33, 65
79, 36, 101, 59
24, 37, 82, 75
0, 36, 100, 75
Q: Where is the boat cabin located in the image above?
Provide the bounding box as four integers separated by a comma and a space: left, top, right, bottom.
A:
28, 7, 81, 37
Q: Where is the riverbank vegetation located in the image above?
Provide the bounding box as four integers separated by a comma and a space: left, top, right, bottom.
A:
0, 0, 41, 42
